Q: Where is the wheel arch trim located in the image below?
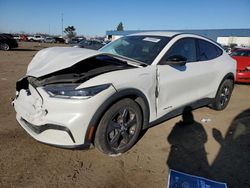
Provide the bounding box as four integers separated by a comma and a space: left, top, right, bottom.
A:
214, 72, 235, 99
219, 72, 235, 88
84, 88, 150, 144
223, 72, 235, 82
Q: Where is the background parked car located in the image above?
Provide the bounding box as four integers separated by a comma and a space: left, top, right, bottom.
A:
13, 35, 20, 40
229, 46, 250, 54
12, 34, 28, 41
68, 37, 82, 45
71, 39, 105, 50
231, 48, 250, 83
19, 35, 28, 41
53, 37, 65, 43
0, 33, 18, 51
44, 37, 56, 43
28, 35, 45, 42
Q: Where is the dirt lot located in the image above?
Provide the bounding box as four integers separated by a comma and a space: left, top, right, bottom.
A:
0, 42, 249, 188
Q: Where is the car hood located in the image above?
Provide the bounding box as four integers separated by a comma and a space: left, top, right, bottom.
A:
27, 47, 130, 77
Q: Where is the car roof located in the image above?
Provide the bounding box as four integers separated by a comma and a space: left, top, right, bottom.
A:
129, 32, 180, 37
0, 33, 13, 39
129, 32, 223, 48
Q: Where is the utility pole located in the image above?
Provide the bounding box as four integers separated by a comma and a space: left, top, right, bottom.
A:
61, 13, 64, 37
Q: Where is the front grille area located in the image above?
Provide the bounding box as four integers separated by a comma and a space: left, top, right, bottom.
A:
21, 118, 76, 143
237, 69, 250, 73
21, 118, 43, 134
238, 77, 250, 80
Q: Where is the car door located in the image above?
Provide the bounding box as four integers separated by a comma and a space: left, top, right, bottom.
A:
195, 39, 224, 99
156, 38, 203, 118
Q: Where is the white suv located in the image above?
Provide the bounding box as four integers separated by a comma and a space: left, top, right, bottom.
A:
28, 35, 45, 42
13, 32, 236, 155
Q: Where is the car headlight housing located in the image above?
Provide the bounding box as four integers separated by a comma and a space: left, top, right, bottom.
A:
43, 84, 111, 99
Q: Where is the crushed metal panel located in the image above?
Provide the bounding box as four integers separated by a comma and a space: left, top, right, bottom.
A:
27, 47, 104, 77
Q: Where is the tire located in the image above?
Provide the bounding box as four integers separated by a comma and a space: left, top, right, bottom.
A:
210, 79, 234, 111
0, 43, 10, 51
94, 98, 142, 155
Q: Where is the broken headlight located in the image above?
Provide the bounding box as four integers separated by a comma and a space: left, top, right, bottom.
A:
43, 84, 111, 99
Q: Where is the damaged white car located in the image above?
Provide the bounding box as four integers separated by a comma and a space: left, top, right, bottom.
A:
13, 32, 236, 155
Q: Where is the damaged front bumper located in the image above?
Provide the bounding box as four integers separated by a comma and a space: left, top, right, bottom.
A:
13, 77, 116, 149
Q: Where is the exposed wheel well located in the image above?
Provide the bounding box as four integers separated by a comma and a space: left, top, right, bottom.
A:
210, 72, 235, 106
226, 73, 235, 83
219, 73, 235, 91
85, 90, 150, 144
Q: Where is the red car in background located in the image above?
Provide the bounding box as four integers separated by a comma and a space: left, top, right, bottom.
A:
231, 48, 250, 83
19, 35, 28, 41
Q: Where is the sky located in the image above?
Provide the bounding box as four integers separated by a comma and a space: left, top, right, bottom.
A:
0, 0, 250, 36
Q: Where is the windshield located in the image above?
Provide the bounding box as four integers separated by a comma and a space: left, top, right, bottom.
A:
100, 35, 170, 65
231, 50, 250, 57
79, 40, 88, 45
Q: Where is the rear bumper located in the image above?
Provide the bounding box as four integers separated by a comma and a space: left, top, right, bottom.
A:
236, 72, 250, 83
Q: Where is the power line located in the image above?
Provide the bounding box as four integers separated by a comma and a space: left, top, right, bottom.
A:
61, 13, 64, 37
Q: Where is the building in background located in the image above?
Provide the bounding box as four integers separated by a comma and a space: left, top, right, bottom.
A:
106, 29, 250, 46
217, 37, 250, 47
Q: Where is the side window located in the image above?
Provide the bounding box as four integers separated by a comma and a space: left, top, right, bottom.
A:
165, 38, 197, 62
197, 39, 223, 61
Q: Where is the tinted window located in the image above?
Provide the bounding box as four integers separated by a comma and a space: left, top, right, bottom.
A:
197, 39, 222, 61
231, 50, 250, 57
165, 38, 197, 62
93, 41, 100, 45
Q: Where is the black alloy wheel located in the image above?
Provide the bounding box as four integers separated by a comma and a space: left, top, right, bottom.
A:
211, 79, 234, 111
95, 98, 142, 155
0, 43, 10, 51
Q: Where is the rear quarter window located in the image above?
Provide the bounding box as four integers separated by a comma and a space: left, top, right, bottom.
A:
197, 39, 223, 61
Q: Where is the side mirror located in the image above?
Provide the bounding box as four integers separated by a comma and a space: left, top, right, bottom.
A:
165, 55, 187, 66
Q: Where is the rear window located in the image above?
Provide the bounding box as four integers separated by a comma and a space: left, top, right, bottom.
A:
197, 39, 223, 61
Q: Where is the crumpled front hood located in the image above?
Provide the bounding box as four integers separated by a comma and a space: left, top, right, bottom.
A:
27, 47, 107, 77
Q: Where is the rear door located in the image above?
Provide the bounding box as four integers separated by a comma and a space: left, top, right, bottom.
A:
195, 39, 223, 98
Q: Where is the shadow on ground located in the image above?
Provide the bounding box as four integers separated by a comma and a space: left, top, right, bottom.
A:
166, 107, 250, 188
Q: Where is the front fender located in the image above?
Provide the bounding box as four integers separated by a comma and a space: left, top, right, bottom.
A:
84, 88, 151, 143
